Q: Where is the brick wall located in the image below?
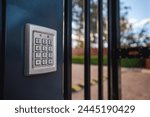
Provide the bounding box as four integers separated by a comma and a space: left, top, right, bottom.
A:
72, 48, 108, 56
145, 59, 150, 69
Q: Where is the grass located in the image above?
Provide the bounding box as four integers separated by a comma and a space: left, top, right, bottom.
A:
72, 56, 145, 68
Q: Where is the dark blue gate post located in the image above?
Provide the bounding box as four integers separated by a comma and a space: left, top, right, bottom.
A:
0, 0, 3, 99
64, 0, 72, 100
0, 0, 2, 99
0, 0, 64, 100
0, 0, 5, 99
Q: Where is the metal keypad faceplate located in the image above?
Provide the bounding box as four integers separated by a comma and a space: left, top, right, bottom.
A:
25, 24, 57, 76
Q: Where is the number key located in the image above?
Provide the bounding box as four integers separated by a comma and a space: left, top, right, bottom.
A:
42, 53, 47, 58
42, 59, 47, 65
48, 39, 53, 45
48, 59, 53, 65
42, 38, 48, 45
35, 38, 41, 44
35, 60, 41, 66
35, 52, 41, 58
35, 45, 41, 51
42, 46, 48, 51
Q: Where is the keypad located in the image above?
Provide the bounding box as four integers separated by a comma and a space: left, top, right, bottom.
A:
33, 31, 54, 68
25, 24, 57, 76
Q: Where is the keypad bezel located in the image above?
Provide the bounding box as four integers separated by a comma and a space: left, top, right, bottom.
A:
25, 24, 57, 76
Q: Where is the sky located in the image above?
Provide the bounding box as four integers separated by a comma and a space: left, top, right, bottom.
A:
121, 0, 150, 31
121, 0, 150, 20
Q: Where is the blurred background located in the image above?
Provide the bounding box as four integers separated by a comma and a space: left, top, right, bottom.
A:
70, 0, 150, 100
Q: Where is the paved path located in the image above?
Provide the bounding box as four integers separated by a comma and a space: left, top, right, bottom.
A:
72, 64, 150, 100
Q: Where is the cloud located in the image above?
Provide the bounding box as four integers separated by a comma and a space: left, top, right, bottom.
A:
128, 18, 138, 24
129, 18, 150, 28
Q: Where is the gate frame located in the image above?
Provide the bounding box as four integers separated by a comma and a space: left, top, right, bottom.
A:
0, 0, 6, 99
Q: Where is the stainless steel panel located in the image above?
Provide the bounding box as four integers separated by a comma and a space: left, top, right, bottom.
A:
25, 24, 57, 76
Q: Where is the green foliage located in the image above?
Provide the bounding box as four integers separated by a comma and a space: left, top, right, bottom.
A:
72, 56, 145, 68
121, 58, 144, 68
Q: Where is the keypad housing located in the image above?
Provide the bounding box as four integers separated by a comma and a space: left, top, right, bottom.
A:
25, 24, 57, 76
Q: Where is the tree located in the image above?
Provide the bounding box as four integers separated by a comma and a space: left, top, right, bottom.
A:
72, 0, 108, 47
72, 0, 84, 42
90, 0, 98, 42
120, 2, 150, 48
72, 0, 150, 48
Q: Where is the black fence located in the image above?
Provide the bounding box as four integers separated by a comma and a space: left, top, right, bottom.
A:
64, 0, 121, 100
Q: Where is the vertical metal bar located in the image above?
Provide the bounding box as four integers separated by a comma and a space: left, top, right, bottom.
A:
108, 0, 121, 100
0, 0, 6, 99
64, 0, 72, 100
84, 0, 91, 100
112, 0, 121, 100
107, 0, 113, 100
0, 0, 2, 99
98, 0, 103, 100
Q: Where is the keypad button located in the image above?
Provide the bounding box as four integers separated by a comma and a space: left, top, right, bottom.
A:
48, 59, 53, 65
42, 38, 48, 45
47, 35, 50, 38
42, 53, 47, 58
48, 53, 53, 58
48, 46, 53, 51
35, 60, 41, 66
35, 45, 41, 51
42, 59, 47, 65
42, 46, 48, 51
35, 52, 41, 58
48, 39, 53, 45
35, 38, 42, 44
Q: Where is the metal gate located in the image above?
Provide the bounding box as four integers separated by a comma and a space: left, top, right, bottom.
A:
64, 0, 121, 100
1, 0, 148, 100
